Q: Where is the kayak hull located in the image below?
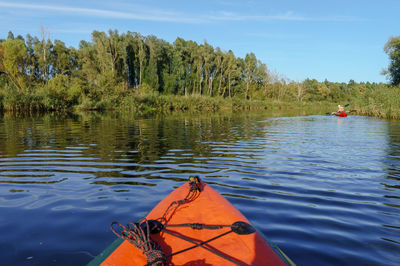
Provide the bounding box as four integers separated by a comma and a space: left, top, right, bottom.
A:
91, 179, 292, 265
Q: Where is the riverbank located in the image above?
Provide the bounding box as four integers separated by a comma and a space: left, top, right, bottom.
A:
116, 93, 335, 113
1, 87, 400, 119
0, 87, 337, 116
116, 86, 400, 119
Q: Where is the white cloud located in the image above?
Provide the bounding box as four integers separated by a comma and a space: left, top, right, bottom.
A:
207, 10, 361, 22
0, 1, 202, 23
0, 1, 361, 23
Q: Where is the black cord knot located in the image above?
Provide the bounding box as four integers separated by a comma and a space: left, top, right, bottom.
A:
145, 248, 166, 266
191, 223, 204, 229
231, 221, 256, 235
111, 219, 166, 266
188, 176, 201, 192
140, 220, 164, 234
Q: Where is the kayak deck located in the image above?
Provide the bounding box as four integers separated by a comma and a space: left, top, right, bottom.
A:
90, 177, 293, 265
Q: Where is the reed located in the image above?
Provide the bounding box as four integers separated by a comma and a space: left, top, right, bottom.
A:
1, 79, 399, 119
351, 85, 400, 119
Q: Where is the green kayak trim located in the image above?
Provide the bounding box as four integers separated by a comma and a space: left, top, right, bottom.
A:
87, 237, 123, 266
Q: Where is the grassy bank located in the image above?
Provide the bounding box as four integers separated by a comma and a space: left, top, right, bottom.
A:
74, 92, 339, 115
2, 73, 399, 119
350, 85, 400, 119
2, 85, 400, 119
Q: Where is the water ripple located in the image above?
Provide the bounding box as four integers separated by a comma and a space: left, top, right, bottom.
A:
0, 113, 399, 265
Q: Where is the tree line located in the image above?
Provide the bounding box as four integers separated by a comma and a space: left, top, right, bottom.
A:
0, 29, 398, 113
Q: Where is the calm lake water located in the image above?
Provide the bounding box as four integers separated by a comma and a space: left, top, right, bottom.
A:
0, 110, 399, 265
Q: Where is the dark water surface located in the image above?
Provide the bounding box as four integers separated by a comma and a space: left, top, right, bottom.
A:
0, 111, 399, 265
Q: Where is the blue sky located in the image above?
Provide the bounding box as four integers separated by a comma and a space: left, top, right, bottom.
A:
1, 0, 399, 83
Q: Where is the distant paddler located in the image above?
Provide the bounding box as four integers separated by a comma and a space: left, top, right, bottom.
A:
335, 105, 348, 117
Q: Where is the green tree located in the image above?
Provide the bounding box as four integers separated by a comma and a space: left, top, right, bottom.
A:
143, 35, 160, 91
77, 40, 98, 85
134, 33, 147, 87
25, 34, 40, 81
1, 39, 27, 90
172, 38, 190, 96
317, 83, 330, 100
125, 31, 150, 89
215, 48, 225, 96
7, 31, 14, 40
224, 50, 238, 98
383, 36, 400, 85
244, 53, 257, 99
193, 44, 204, 95
124, 32, 138, 89
91, 30, 117, 77
51, 40, 74, 76
202, 41, 216, 96
79, 30, 127, 92
33, 28, 52, 83
0, 41, 5, 73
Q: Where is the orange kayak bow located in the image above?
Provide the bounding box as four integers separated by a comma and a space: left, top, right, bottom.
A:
89, 177, 294, 266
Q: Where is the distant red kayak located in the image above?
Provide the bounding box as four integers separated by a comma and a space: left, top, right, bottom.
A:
337, 112, 347, 117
